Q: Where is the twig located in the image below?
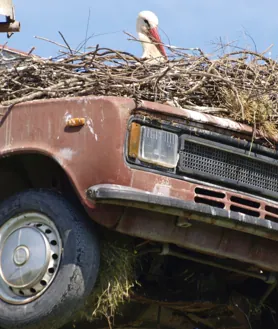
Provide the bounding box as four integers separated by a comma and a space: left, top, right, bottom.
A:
58, 31, 73, 55
34, 35, 73, 52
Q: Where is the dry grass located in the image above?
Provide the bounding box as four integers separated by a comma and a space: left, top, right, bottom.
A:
220, 88, 277, 139
80, 240, 137, 329
1, 38, 278, 143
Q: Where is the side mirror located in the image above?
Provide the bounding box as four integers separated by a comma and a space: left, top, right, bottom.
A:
0, 0, 20, 35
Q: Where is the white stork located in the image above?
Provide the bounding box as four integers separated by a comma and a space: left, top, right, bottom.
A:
136, 10, 167, 62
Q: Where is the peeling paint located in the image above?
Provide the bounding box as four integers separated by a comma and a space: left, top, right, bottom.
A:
185, 110, 209, 124
153, 184, 171, 197
64, 111, 72, 123
155, 176, 170, 186
101, 109, 105, 123
59, 148, 77, 161
86, 118, 95, 135
184, 109, 244, 131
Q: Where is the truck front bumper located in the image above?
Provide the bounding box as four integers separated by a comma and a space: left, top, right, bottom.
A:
87, 184, 278, 241
86, 184, 278, 272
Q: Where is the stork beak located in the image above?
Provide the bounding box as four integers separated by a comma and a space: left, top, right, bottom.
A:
148, 27, 167, 59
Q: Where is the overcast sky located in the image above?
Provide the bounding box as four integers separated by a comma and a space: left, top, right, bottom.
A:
0, 0, 277, 59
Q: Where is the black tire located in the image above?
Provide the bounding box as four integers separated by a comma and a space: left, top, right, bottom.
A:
0, 189, 100, 329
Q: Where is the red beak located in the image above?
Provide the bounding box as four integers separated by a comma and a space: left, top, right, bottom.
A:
149, 27, 167, 59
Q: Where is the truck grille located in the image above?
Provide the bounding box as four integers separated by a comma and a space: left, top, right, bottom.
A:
178, 137, 278, 199
193, 186, 278, 223
127, 116, 278, 226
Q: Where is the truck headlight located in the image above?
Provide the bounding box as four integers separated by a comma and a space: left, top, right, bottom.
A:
128, 123, 179, 169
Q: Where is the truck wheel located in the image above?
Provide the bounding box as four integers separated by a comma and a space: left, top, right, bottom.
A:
0, 189, 100, 329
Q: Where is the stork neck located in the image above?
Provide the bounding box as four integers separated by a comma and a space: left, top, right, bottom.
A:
138, 32, 163, 60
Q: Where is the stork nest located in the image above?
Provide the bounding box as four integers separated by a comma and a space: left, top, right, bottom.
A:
1, 41, 278, 143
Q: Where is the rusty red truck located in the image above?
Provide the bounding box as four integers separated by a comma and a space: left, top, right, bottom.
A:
0, 91, 277, 329
1, 1, 278, 328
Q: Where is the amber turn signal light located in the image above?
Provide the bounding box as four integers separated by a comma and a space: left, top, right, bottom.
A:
66, 118, 86, 127
128, 122, 141, 158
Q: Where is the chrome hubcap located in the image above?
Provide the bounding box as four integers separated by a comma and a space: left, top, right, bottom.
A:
13, 245, 30, 266
0, 212, 62, 304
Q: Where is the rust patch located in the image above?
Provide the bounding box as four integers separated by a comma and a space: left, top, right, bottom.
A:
114, 207, 278, 272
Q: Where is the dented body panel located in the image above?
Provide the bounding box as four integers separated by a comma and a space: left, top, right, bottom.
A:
1, 96, 278, 272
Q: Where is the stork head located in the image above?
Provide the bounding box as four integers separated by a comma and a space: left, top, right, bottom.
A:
136, 10, 167, 60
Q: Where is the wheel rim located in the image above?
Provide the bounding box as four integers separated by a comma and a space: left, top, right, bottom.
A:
0, 212, 62, 305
